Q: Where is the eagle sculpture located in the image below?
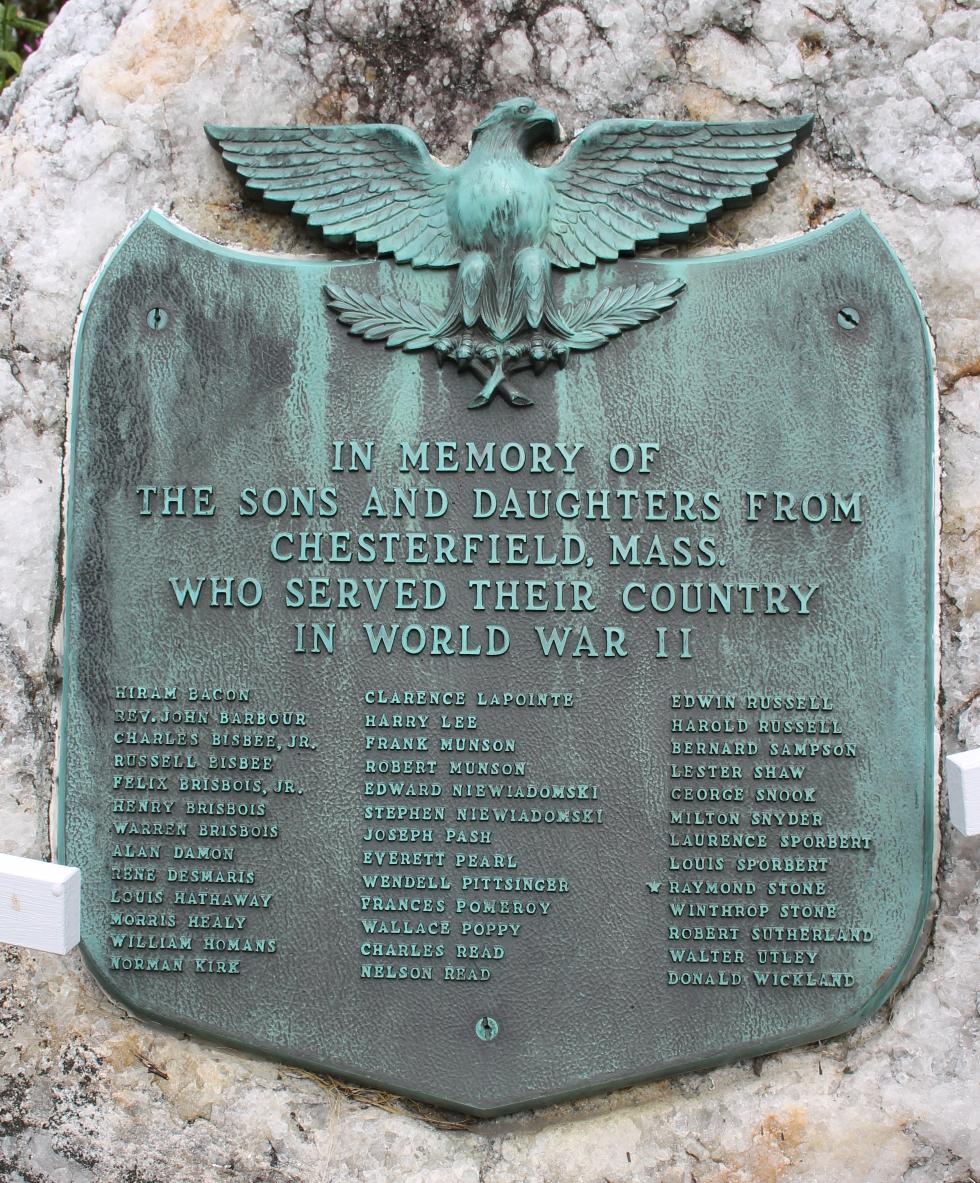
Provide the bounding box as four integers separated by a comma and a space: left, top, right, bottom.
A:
207, 99, 812, 407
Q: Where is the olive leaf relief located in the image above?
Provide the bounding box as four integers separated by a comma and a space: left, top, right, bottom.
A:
324, 276, 685, 409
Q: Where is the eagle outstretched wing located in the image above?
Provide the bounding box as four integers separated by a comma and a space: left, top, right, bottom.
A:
205, 124, 459, 267
542, 116, 813, 269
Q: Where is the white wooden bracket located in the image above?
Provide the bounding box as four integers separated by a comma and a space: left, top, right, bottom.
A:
947, 749, 980, 837
0, 853, 80, 954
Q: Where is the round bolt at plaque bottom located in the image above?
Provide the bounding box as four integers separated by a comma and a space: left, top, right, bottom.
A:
475, 1015, 498, 1041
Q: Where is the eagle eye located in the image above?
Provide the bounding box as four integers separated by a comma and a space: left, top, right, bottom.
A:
518, 103, 533, 115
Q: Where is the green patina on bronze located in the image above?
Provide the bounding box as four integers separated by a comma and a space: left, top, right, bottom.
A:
207, 99, 810, 406
59, 116, 935, 1115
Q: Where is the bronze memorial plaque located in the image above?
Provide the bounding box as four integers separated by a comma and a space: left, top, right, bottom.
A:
58, 101, 936, 1115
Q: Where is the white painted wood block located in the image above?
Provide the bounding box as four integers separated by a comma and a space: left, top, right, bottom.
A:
947, 749, 980, 837
0, 854, 80, 954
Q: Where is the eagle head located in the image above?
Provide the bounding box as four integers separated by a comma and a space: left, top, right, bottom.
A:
471, 97, 561, 152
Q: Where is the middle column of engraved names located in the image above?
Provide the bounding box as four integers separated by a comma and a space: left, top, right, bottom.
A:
358, 690, 593, 983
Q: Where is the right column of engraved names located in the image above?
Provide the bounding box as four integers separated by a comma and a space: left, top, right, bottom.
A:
662, 690, 873, 991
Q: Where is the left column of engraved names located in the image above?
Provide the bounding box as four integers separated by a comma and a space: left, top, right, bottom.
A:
106, 684, 315, 979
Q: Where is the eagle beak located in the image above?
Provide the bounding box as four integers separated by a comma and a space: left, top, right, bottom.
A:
530, 108, 561, 145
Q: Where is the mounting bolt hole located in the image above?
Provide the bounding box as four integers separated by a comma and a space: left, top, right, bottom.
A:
475, 1015, 499, 1042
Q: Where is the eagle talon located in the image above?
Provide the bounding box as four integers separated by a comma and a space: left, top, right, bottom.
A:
455, 332, 475, 367
550, 341, 571, 369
